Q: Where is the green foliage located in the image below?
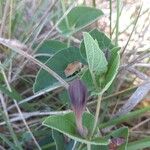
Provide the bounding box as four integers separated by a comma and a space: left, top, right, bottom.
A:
43, 112, 109, 145
80, 29, 115, 58
81, 69, 95, 91
77, 127, 129, 150
127, 137, 150, 150
58, 6, 103, 36
80, 29, 120, 94
34, 47, 86, 92
83, 32, 108, 75
99, 107, 150, 129
1, 1, 147, 149
109, 127, 129, 150
35, 40, 67, 63
52, 130, 65, 150
101, 47, 120, 94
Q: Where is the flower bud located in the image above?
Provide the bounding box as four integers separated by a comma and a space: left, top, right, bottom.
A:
68, 79, 88, 137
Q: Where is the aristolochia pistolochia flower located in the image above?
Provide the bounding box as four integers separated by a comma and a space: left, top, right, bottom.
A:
68, 79, 88, 137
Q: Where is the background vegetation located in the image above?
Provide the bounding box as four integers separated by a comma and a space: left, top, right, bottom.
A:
0, 0, 150, 149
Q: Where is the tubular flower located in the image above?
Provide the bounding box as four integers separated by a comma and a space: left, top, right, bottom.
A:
68, 79, 88, 137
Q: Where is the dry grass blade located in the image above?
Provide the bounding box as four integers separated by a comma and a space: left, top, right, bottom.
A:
13, 100, 41, 150
130, 118, 150, 131
115, 81, 150, 117
127, 67, 150, 81
0, 93, 22, 149
0, 110, 71, 126
0, 0, 10, 36
0, 38, 69, 89
7, 84, 62, 111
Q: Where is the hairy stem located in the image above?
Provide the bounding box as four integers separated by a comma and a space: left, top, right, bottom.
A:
91, 95, 102, 136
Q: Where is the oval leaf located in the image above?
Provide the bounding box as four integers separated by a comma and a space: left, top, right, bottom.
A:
35, 40, 67, 63
58, 6, 103, 35
83, 32, 108, 75
43, 112, 109, 145
33, 47, 86, 92
80, 29, 115, 59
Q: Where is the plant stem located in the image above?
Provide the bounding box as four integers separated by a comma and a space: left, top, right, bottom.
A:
61, 0, 71, 46
0, 0, 10, 36
61, 0, 70, 30
109, 0, 112, 39
8, 0, 13, 39
87, 143, 91, 150
115, 0, 120, 46
0, 61, 23, 149
1, 60, 41, 149
121, 5, 142, 56
78, 143, 84, 150
112, 5, 124, 36
91, 72, 98, 91
88, 85, 137, 106
92, 0, 96, 7
91, 95, 102, 136
0, 94, 23, 150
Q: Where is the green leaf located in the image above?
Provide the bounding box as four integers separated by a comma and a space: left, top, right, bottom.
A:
34, 47, 86, 92
58, 6, 103, 35
101, 47, 120, 93
83, 32, 108, 75
80, 29, 120, 94
52, 130, 65, 150
126, 137, 150, 150
99, 107, 150, 129
80, 29, 115, 59
43, 112, 109, 145
35, 40, 67, 63
107, 127, 129, 150
58, 90, 70, 105
81, 69, 95, 92
82, 127, 129, 150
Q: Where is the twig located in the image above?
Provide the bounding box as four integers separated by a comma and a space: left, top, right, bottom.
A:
130, 118, 150, 131
133, 63, 150, 68
120, 50, 150, 71
88, 86, 137, 106
0, 110, 71, 125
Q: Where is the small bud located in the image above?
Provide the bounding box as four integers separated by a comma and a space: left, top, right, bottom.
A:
68, 79, 88, 137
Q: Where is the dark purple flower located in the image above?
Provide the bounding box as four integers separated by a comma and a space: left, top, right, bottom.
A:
68, 79, 88, 137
